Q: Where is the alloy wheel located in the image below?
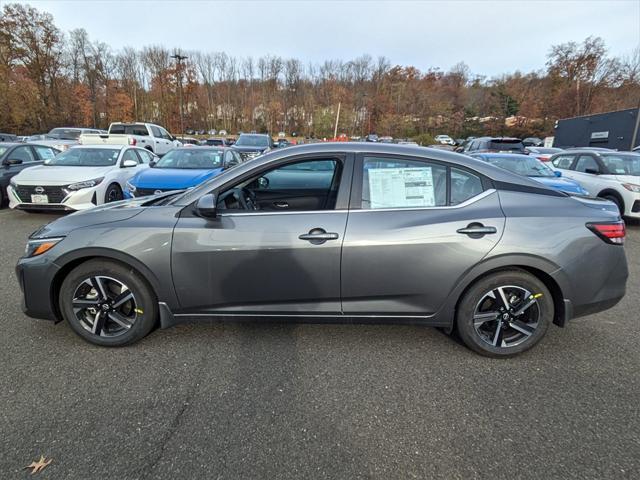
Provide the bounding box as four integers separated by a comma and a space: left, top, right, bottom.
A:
473, 285, 540, 348
72, 276, 138, 337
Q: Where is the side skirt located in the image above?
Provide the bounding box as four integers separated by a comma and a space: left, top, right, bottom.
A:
157, 302, 451, 329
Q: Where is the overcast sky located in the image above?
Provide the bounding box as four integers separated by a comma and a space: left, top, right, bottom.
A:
19, 0, 640, 77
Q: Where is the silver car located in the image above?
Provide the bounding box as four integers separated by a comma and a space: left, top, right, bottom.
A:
16, 143, 628, 357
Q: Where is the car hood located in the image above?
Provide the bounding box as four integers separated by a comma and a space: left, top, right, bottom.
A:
610, 174, 640, 184
29, 193, 179, 239
530, 176, 587, 194
14, 165, 114, 185
131, 167, 223, 189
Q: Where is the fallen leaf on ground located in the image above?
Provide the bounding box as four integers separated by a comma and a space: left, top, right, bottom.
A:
24, 455, 52, 474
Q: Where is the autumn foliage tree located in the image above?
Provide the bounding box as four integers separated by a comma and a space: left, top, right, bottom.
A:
0, 3, 638, 139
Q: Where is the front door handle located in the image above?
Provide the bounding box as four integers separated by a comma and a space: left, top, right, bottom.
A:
299, 228, 339, 244
457, 223, 497, 238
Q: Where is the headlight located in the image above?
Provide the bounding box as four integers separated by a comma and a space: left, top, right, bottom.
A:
126, 181, 136, 193
67, 177, 104, 191
622, 183, 640, 193
24, 237, 64, 258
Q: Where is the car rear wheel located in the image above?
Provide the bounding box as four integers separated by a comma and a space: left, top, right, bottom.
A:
104, 184, 123, 203
59, 260, 158, 346
455, 270, 552, 357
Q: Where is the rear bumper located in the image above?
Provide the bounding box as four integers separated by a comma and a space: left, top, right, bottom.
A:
558, 245, 628, 322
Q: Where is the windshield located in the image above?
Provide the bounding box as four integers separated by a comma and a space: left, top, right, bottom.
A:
600, 153, 640, 176
485, 155, 555, 177
155, 148, 224, 169
47, 128, 82, 140
46, 148, 120, 166
235, 135, 270, 147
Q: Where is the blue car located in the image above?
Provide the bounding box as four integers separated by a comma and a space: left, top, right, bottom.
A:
125, 147, 242, 198
470, 153, 589, 195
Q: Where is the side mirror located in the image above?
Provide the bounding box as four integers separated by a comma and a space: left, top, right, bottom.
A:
195, 193, 217, 218
149, 160, 156, 168
554, 170, 562, 177
122, 159, 138, 168
585, 168, 600, 175
5, 158, 22, 165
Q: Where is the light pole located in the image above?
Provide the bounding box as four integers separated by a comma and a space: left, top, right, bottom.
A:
171, 52, 188, 135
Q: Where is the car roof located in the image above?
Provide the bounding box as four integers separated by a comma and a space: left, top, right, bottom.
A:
172, 146, 232, 151
0, 142, 20, 147
472, 152, 532, 159
475, 136, 522, 141
69, 144, 126, 150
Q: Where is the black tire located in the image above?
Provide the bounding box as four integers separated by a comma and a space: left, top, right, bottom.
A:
59, 259, 158, 347
104, 183, 123, 203
0, 188, 6, 208
455, 270, 552, 358
602, 194, 624, 216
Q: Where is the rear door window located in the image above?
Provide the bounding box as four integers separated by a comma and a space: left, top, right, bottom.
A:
575, 155, 599, 173
362, 157, 448, 208
552, 155, 575, 169
451, 168, 483, 205
33, 146, 58, 161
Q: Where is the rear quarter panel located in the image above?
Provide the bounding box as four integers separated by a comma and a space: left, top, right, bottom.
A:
491, 190, 627, 309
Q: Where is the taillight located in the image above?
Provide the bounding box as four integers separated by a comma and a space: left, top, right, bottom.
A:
586, 221, 625, 245
129, 138, 137, 146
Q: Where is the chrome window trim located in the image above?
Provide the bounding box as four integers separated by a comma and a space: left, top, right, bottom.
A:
353, 189, 496, 213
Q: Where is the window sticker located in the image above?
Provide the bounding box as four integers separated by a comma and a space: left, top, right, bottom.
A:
368, 167, 435, 208
36, 148, 55, 159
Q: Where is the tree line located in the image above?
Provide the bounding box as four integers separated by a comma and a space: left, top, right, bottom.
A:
1, 3, 639, 139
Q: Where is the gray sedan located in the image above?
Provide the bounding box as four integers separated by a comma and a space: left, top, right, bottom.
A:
16, 143, 627, 357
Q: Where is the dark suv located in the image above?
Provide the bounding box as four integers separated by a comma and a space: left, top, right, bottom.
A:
463, 137, 526, 154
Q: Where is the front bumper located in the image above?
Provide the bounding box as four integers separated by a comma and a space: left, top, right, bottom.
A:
8, 184, 98, 211
16, 254, 61, 321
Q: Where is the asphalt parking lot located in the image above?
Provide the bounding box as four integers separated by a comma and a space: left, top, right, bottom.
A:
1, 209, 639, 479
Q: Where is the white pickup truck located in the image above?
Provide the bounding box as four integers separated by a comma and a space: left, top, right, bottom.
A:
79, 122, 182, 156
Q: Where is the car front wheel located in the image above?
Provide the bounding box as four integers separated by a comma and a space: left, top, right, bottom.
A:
59, 260, 158, 346
455, 270, 552, 357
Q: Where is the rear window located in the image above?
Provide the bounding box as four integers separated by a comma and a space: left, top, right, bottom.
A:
109, 124, 149, 136
488, 140, 524, 152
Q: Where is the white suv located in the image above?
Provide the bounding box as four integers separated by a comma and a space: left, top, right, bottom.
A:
550, 149, 640, 218
8, 145, 155, 212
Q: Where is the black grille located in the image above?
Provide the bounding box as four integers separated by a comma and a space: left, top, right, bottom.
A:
15, 185, 67, 203
632, 200, 640, 213
134, 188, 170, 197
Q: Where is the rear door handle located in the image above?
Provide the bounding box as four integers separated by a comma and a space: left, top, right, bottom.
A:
457, 223, 497, 238
299, 228, 339, 244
